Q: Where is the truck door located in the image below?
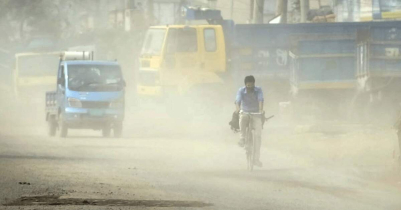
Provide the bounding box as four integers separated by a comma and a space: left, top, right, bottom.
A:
201, 26, 226, 73
163, 27, 200, 87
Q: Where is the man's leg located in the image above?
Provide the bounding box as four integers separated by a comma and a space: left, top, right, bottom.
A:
239, 113, 249, 147
252, 115, 263, 166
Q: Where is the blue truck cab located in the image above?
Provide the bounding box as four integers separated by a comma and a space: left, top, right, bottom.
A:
46, 52, 125, 138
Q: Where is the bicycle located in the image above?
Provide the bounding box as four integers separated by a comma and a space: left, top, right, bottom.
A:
242, 112, 274, 171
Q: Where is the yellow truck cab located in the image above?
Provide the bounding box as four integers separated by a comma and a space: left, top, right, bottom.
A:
14, 52, 61, 101
14, 51, 92, 102
137, 24, 226, 98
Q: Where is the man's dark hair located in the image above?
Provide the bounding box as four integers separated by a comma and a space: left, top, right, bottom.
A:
244, 75, 255, 84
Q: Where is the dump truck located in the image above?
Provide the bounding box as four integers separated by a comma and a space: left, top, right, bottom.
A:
355, 21, 401, 123
137, 7, 401, 122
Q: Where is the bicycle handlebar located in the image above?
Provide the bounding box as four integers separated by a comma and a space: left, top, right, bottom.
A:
264, 115, 274, 122
240, 112, 263, 115
240, 112, 274, 120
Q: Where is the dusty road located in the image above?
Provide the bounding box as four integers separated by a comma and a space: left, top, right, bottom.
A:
1, 98, 401, 210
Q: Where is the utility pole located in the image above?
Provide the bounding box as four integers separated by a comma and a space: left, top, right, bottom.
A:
276, 0, 287, 23
231, 0, 234, 19
276, 0, 281, 16
253, 0, 264, 23
356, 0, 361, 21
347, 0, 354, 21
147, 0, 154, 24
300, 0, 309, 23
250, 0, 254, 23
281, 0, 287, 23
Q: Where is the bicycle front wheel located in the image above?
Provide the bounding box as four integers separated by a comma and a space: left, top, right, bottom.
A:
246, 130, 254, 171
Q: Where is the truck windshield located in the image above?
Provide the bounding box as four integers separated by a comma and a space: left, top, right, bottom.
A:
67, 64, 123, 92
141, 29, 166, 56
17, 55, 59, 77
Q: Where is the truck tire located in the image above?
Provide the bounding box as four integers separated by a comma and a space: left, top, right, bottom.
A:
48, 120, 57, 137
59, 114, 68, 138
113, 123, 123, 138
102, 125, 111, 138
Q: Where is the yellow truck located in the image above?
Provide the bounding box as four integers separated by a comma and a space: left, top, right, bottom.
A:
135, 8, 289, 117
14, 51, 92, 102
137, 24, 227, 98
14, 52, 61, 101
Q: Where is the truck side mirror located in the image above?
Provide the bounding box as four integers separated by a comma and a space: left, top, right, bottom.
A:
57, 78, 65, 86
57, 82, 65, 95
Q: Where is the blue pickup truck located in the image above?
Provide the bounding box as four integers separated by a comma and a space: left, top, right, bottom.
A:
46, 53, 125, 138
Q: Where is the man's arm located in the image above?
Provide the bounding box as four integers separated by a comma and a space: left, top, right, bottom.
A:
257, 88, 264, 113
235, 103, 241, 113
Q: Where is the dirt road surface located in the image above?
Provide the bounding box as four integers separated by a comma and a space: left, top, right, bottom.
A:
1, 94, 401, 210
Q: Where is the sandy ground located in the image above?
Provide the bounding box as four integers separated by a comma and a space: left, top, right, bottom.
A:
0, 88, 401, 210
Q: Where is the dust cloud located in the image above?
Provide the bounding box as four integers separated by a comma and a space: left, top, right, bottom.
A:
0, 61, 399, 177
0, 1, 400, 209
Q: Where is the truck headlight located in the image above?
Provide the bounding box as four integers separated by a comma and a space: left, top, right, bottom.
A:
110, 98, 124, 108
68, 98, 82, 108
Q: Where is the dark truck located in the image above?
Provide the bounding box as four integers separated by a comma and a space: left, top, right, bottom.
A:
46, 52, 125, 138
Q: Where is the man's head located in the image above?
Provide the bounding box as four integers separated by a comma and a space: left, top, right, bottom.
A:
244, 75, 255, 91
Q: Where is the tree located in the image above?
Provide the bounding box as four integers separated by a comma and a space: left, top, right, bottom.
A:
0, 0, 91, 43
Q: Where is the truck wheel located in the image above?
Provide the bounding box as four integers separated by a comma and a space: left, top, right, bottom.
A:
59, 114, 68, 138
113, 123, 123, 138
102, 126, 111, 138
48, 120, 57, 137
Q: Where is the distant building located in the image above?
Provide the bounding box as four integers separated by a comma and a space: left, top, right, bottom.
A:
152, 0, 184, 25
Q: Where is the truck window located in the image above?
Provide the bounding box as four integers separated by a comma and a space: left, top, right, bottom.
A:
166, 28, 197, 53
141, 29, 166, 56
204, 29, 217, 52
67, 64, 123, 92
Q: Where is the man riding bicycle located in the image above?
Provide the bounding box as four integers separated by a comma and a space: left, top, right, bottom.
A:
235, 75, 264, 167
